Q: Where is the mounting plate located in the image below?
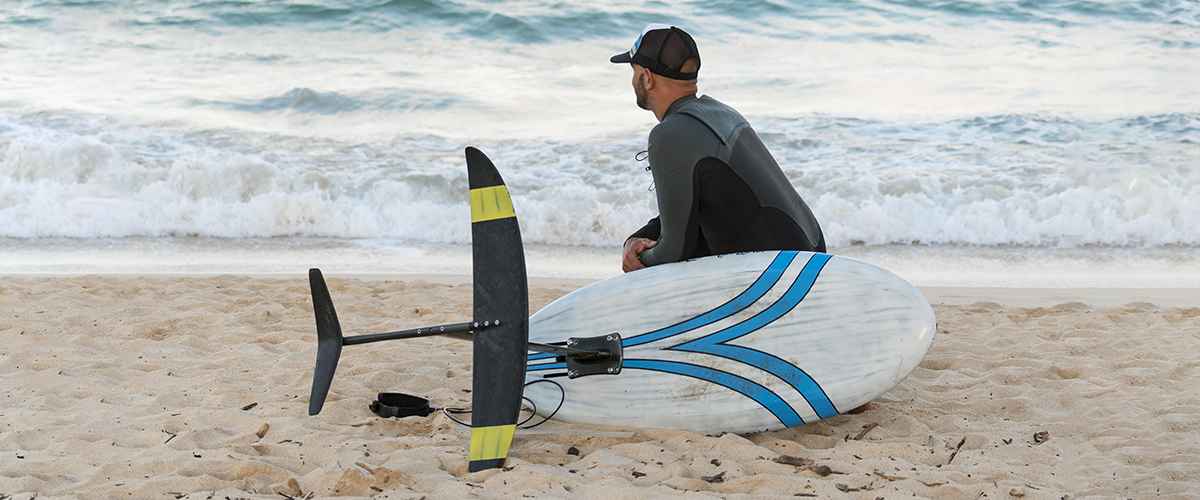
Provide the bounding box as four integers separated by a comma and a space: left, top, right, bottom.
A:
564, 333, 623, 379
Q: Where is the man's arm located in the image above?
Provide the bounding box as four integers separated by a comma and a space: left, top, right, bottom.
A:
628, 217, 661, 241
622, 217, 660, 272
635, 116, 720, 267
622, 237, 656, 272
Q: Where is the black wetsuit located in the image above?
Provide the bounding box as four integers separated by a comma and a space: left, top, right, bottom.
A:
630, 94, 825, 266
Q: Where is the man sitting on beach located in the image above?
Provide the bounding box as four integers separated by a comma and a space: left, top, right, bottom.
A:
612, 24, 826, 273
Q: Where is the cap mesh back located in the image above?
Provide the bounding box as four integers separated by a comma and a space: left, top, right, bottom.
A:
633, 27, 700, 80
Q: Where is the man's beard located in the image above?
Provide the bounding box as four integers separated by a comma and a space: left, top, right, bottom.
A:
634, 72, 649, 110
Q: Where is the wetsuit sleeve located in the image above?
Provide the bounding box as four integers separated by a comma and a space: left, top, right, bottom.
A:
627, 217, 660, 241
636, 116, 722, 267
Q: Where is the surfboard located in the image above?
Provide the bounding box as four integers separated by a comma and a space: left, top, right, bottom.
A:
523, 250, 936, 434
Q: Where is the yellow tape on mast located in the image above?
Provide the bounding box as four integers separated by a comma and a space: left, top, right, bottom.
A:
470, 185, 516, 223
469, 424, 517, 462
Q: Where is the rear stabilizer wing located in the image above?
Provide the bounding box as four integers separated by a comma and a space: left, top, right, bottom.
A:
308, 268, 344, 416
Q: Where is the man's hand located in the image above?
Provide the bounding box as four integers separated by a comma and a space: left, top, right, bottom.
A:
622, 237, 657, 273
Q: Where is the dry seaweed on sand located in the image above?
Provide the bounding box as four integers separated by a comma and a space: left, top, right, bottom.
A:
774, 455, 814, 467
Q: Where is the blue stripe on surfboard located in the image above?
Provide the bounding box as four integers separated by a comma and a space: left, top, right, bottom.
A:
622, 359, 804, 427
527, 361, 566, 372
672, 253, 838, 419
621, 251, 797, 348
526, 251, 797, 362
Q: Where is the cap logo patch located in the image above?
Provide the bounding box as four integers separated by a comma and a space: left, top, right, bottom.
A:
632, 23, 673, 57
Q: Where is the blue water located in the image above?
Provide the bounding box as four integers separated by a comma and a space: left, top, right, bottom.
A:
1, 0, 1198, 281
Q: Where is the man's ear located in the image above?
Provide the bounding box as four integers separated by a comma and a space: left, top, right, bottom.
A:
642, 69, 656, 91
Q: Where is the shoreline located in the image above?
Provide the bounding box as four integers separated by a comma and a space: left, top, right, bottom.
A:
4, 237, 1200, 288
4, 271, 1198, 309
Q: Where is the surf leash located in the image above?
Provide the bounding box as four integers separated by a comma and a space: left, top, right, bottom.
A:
369, 393, 436, 418
369, 379, 565, 429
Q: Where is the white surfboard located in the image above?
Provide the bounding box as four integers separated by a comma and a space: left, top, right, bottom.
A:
523, 250, 936, 434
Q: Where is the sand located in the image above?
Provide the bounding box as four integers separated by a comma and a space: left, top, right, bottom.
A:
1, 275, 1198, 500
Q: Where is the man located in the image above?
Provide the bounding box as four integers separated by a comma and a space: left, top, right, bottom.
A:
612, 24, 826, 273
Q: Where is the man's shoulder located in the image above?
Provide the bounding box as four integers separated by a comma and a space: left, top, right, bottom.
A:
658, 95, 748, 147
680, 96, 747, 125
650, 110, 718, 142
679, 93, 741, 112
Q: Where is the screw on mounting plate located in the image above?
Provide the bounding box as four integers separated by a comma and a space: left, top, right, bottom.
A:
606, 367, 616, 374
568, 370, 579, 378
484, 321, 489, 326
473, 322, 479, 328
605, 335, 614, 341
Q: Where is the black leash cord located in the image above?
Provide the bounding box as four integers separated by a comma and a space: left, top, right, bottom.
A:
436, 379, 566, 429
519, 379, 564, 429
441, 406, 472, 427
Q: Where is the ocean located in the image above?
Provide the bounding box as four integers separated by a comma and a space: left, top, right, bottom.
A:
2, 0, 1198, 286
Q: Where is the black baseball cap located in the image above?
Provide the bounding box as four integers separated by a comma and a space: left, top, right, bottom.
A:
610, 23, 701, 80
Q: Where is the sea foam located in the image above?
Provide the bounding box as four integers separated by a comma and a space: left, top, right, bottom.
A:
2, 111, 1197, 247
